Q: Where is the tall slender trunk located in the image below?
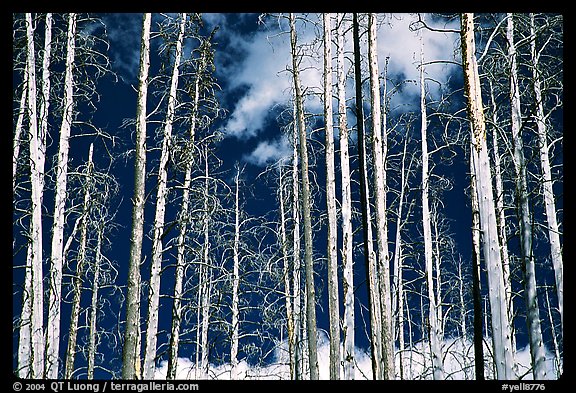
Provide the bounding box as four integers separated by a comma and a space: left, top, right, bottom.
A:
507, 13, 546, 380
460, 13, 516, 380
64, 141, 93, 380
336, 12, 356, 381
530, 13, 563, 333
143, 13, 187, 380
41, 12, 58, 377
420, 39, 444, 380
48, 12, 73, 379
230, 166, 241, 380
352, 12, 379, 380
367, 13, 394, 380
323, 12, 341, 380
291, 108, 302, 380
88, 203, 103, 380
21, 12, 45, 379
289, 13, 319, 380
122, 12, 151, 380
278, 163, 296, 379
487, 80, 516, 356
167, 42, 206, 380
200, 146, 212, 378
469, 143, 485, 381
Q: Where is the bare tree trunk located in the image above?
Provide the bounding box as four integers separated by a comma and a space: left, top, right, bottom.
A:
48, 12, 73, 379
231, 165, 241, 380
322, 12, 341, 381
64, 141, 93, 380
460, 13, 516, 380
506, 13, 547, 380
143, 13, 187, 380
291, 107, 302, 380
122, 12, 151, 380
167, 41, 206, 381
21, 12, 45, 379
469, 143, 485, 381
289, 13, 319, 380
88, 205, 103, 380
367, 13, 394, 380
487, 80, 514, 337
420, 39, 444, 380
336, 12, 357, 381
352, 12, 380, 380
530, 13, 563, 333
200, 146, 212, 378
278, 163, 296, 379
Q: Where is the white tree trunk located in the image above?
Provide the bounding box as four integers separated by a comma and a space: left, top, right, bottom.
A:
323, 12, 341, 381
420, 40, 444, 380
291, 108, 303, 380
22, 12, 45, 379
367, 14, 394, 380
167, 41, 205, 381
352, 13, 379, 380
460, 13, 516, 380
230, 166, 241, 380
507, 13, 547, 380
278, 163, 296, 379
289, 13, 319, 380
336, 12, 356, 381
48, 12, 73, 379
335, 12, 359, 381
530, 13, 563, 333
122, 12, 151, 380
488, 80, 515, 351
143, 13, 187, 380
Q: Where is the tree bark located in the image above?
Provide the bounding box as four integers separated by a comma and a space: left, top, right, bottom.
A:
352, 12, 379, 380
530, 13, 563, 334
506, 13, 547, 380
167, 38, 206, 380
231, 166, 241, 379
143, 13, 187, 380
460, 12, 516, 380
278, 163, 296, 379
21, 12, 45, 379
323, 12, 341, 380
469, 142, 485, 381
368, 13, 394, 380
289, 13, 319, 380
122, 12, 151, 380
291, 102, 303, 380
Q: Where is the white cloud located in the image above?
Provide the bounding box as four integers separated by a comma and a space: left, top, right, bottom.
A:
154, 335, 561, 380
243, 136, 292, 167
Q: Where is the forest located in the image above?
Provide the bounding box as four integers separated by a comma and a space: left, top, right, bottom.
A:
12, 13, 563, 381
